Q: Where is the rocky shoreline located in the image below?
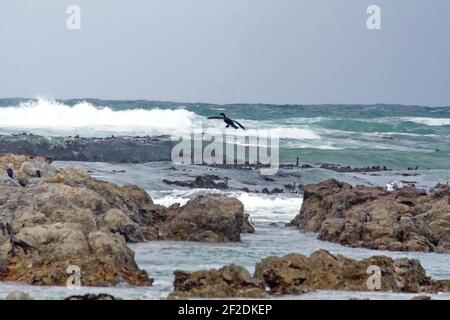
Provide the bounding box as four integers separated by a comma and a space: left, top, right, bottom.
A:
169, 250, 450, 299
291, 179, 450, 253
1, 152, 450, 300
0, 153, 253, 287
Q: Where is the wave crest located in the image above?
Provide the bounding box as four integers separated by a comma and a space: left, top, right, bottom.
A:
0, 98, 197, 136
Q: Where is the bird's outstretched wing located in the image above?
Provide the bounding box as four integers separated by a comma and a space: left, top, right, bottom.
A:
207, 116, 223, 120
233, 120, 245, 130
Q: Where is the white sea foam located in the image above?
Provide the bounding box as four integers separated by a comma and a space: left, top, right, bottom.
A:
235, 192, 302, 223
202, 127, 320, 141
0, 98, 197, 136
0, 98, 322, 142
403, 117, 450, 126
152, 194, 191, 207
152, 189, 302, 224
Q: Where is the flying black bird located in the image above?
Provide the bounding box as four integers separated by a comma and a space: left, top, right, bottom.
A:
207, 113, 245, 130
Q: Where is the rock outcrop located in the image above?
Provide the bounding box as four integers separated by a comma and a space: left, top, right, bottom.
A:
168, 250, 450, 298
0, 184, 152, 285
169, 264, 267, 299
161, 194, 254, 242
291, 179, 450, 252
0, 153, 253, 287
253, 250, 443, 294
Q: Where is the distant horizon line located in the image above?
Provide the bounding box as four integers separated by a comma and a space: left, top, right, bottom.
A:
0, 96, 449, 108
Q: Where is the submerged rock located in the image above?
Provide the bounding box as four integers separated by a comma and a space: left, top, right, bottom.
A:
168, 264, 267, 299
319, 163, 391, 173
291, 179, 450, 252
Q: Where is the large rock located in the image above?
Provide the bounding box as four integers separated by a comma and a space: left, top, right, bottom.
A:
0, 154, 155, 286
160, 194, 253, 242
0, 153, 253, 286
45, 167, 167, 241
0, 183, 152, 286
169, 264, 267, 299
254, 250, 450, 294
291, 179, 450, 252
167, 250, 450, 298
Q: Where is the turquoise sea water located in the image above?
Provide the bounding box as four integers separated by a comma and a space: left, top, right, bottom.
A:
0, 98, 449, 169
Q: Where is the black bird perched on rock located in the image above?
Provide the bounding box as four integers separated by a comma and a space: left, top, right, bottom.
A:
6, 164, 14, 180
207, 113, 245, 130
0, 222, 32, 255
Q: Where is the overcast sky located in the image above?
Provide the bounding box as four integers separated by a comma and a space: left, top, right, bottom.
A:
0, 0, 449, 105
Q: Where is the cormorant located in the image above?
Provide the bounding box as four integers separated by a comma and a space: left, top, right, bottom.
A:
6, 164, 14, 180
207, 113, 245, 130
0, 222, 32, 255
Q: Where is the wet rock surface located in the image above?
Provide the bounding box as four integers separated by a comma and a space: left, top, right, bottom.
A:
319, 163, 391, 173
163, 175, 229, 190
169, 264, 267, 299
291, 179, 450, 252
0, 133, 174, 163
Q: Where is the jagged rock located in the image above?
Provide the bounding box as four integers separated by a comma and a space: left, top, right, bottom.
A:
167, 250, 450, 298
0, 154, 153, 286
254, 250, 448, 294
168, 264, 267, 299
160, 194, 253, 242
5, 291, 34, 300
291, 179, 450, 252
241, 214, 255, 233
45, 167, 167, 240
0, 153, 255, 286
0, 153, 57, 187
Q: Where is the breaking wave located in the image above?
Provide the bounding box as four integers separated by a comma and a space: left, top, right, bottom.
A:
0, 98, 197, 137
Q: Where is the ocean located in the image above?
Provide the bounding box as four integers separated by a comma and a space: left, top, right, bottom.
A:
0, 98, 449, 169
1, 98, 450, 299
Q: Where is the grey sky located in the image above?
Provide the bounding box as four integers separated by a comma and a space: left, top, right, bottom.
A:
0, 0, 449, 105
